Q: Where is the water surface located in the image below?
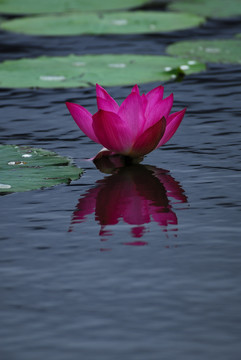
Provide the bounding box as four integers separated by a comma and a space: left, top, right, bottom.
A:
0, 11, 241, 360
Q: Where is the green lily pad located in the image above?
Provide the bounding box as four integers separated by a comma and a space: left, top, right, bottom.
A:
0, 145, 83, 194
167, 39, 241, 64
0, 11, 205, 36
0, 54, 205, 88
168, 0, 241, 19
0, 0, 149, 15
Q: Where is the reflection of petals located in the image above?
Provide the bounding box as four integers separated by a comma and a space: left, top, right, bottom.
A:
70, 187, 100, 225
70, 164, 188, 239
123, 196, 151, 225
95, 183, 124, 225
152, 209, 177, 226
131, 226, 146, 238
151, 167, 188, 203
123, 241, 148, 246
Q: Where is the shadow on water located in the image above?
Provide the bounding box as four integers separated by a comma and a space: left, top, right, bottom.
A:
69, 157, 188, 244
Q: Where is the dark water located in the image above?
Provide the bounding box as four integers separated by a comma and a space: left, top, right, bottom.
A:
1, 9, 241, 360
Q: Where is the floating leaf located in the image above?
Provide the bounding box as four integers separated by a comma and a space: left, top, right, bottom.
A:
167, 39, 241, 64
0, 145, 83, 194
168, 0, 241, 19
0, 0, 149, 15
0, 54, 205, 88
0, 11, 205, 36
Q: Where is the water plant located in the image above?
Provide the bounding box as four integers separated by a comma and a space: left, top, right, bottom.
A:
66, 84, 186, 160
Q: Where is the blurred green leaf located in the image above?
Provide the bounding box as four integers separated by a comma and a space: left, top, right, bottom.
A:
168, 0, 241, 18
0, 145, 83, 193
167, 39, 241, 64
1, 11, 205, 35
0, 0, 149, 14
0, 54, 206, 88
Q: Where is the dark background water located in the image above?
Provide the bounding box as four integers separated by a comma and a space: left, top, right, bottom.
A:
0, 5, 241, 360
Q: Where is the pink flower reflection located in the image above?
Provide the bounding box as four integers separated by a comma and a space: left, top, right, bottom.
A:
69, 162, 188, 242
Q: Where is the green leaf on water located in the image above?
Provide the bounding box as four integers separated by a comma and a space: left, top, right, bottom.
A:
0, 54, 206, 88
167, 39, 241, 64
0, 11, 205, 36
0, 145, 83, 194
0, 0, 149, 14
168, 0, 241, 19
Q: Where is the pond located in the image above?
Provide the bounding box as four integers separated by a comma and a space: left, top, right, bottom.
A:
0, 2, 241, 360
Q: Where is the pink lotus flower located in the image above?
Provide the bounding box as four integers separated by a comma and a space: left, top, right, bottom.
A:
66, 84, 186, 159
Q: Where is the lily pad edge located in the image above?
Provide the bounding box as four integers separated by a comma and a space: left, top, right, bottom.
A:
0, 144, 83, 194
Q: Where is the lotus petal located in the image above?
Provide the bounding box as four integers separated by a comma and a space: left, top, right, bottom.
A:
130, 116, 166, 157
66, 102, 99, 143
157, 108, 186, 146
93, 110, 132, 153
96, 84, 119, 113
118, 92, 146, 138
66, 84, 186, 160
144, 93, 173, 130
